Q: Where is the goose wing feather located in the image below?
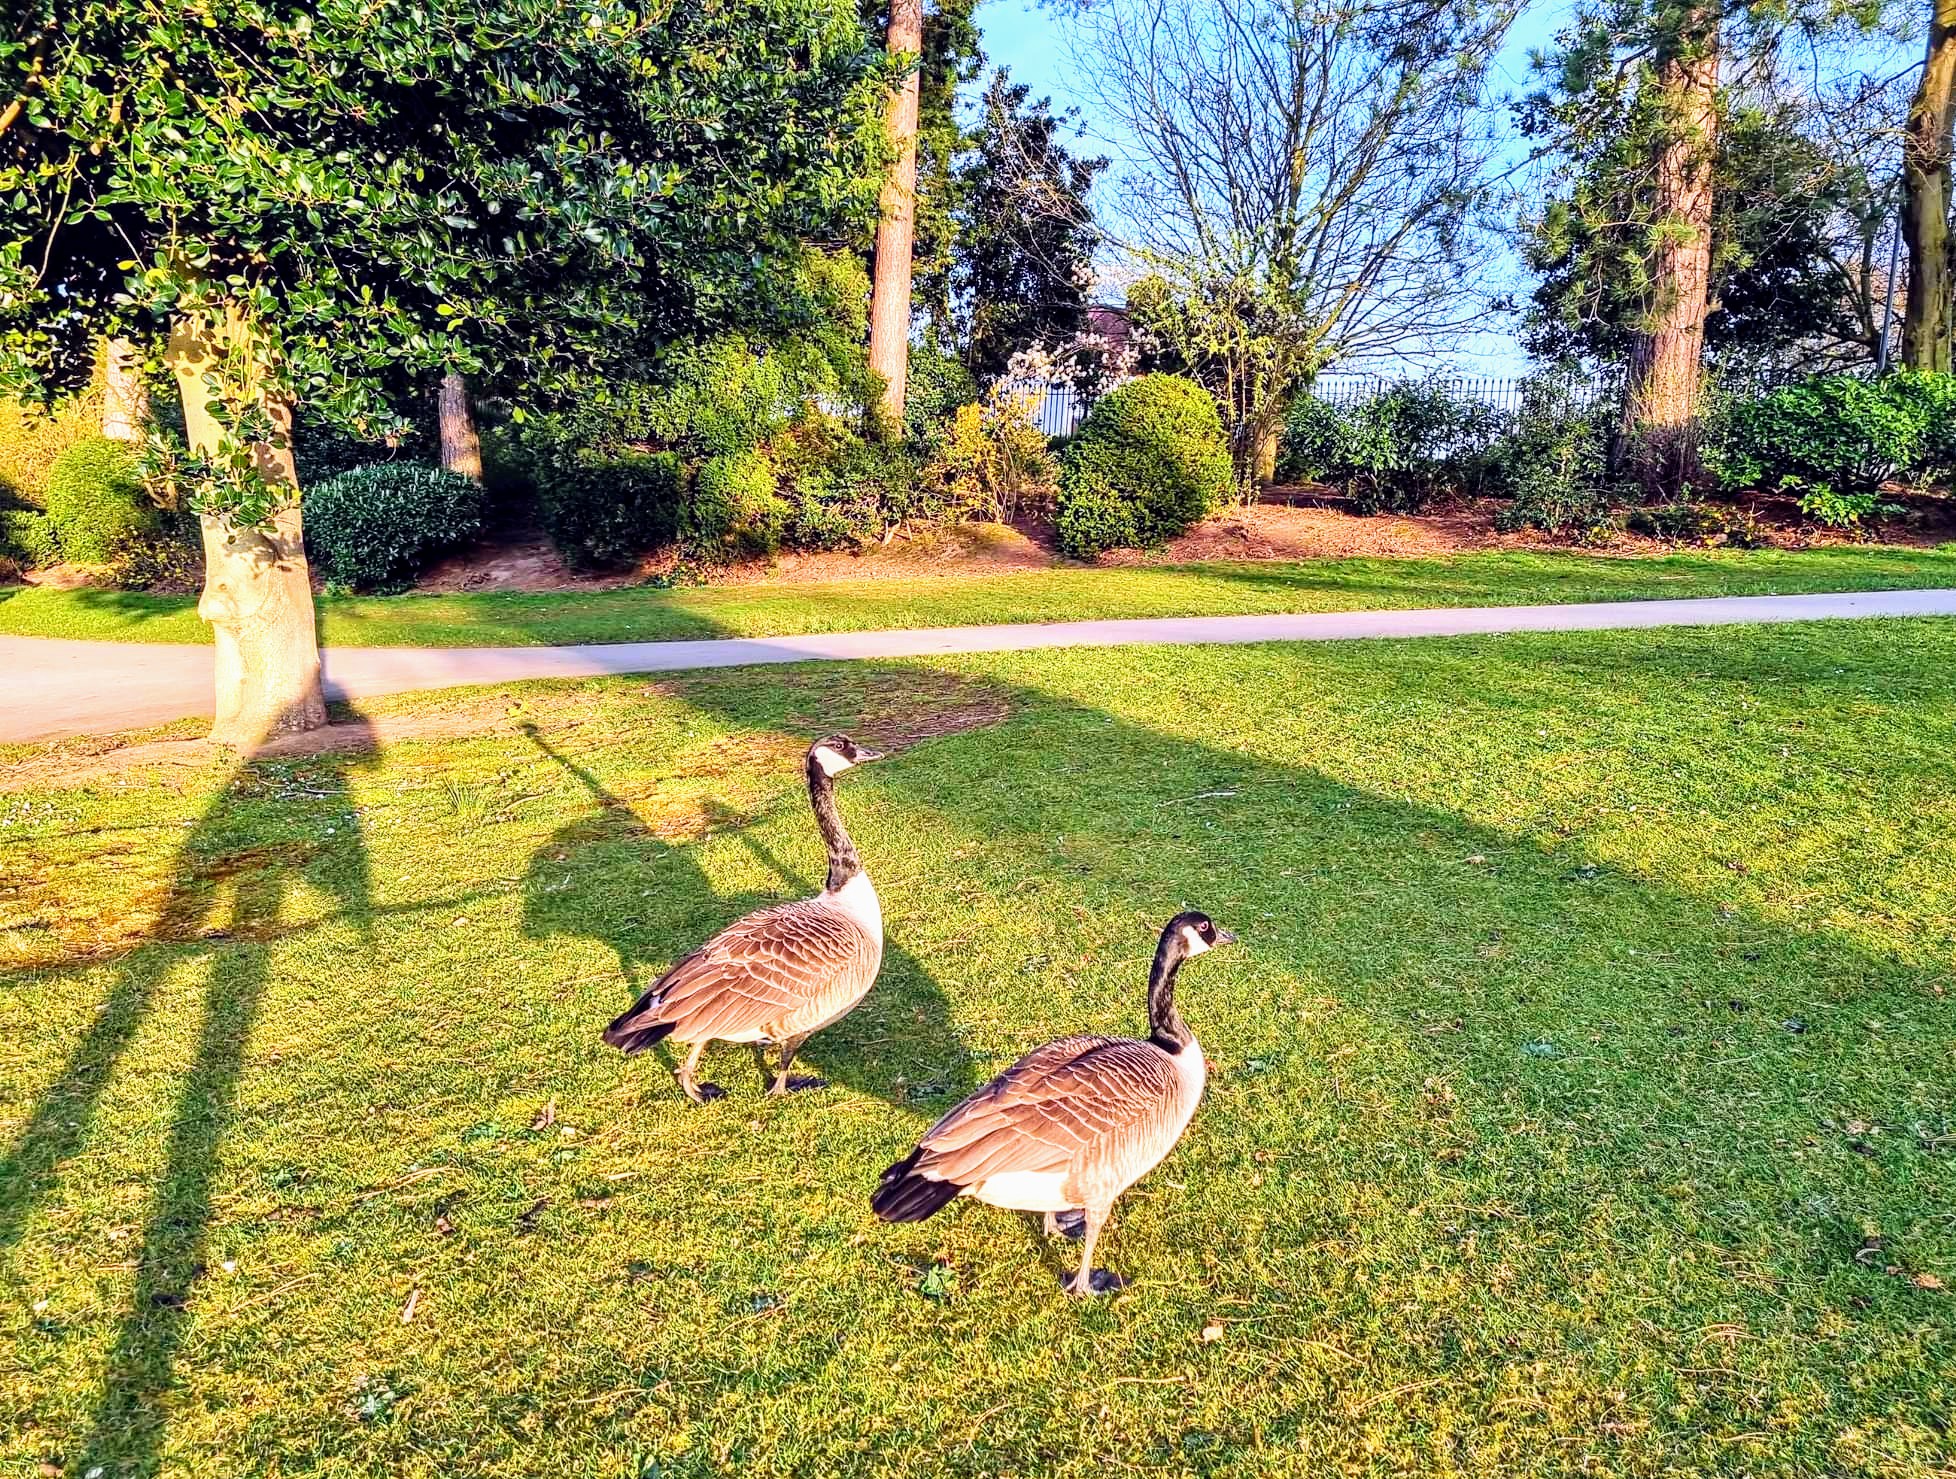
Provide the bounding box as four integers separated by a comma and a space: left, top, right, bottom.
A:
619, 899, 877, 1041
914, 1035, 1181, 1181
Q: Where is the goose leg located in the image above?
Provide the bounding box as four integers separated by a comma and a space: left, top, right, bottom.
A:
766, 1033, 825, 1096
1044, 1209, 1086, 1241
675, 1041, 725, 1104
1062, 1206, 1125, 1296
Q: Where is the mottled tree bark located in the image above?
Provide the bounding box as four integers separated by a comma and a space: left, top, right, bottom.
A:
168, 311, 325, 748
437, 369, 484, 481
101, 338, 149, 441
866, 0, 923, 434
1619, 14, 1719, 497
1902, 0, 1956, 372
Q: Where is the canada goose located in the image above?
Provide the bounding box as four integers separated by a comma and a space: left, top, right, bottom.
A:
871, 911, 1235, 1294
601, 734, 886, 1102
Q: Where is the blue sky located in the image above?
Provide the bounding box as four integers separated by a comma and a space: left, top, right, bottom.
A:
973, 0, 1579, 374
973, 1, 1920, 377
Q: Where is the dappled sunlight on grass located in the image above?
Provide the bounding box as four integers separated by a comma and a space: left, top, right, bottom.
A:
1, 626, 1951, 1474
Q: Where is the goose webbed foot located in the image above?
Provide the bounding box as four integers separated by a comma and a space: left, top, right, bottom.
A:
679, 1077, 727, 1104
1061, 1268, 1127, 1296
767, 1074, 828, 1096
1043, 1209, 1087, 1241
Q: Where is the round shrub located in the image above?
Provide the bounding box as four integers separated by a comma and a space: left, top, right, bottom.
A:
1055, 374, 1230, 558
687, 450, 787, 559
304, 463, 485, 592
538, 448, 683, 570
45, 435, 155, 563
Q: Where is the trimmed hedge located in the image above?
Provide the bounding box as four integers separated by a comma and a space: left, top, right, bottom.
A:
45, 435, 155, 563
1055, 374, 1230, 557
538, 448, 683, 570
304, 463, 484, 592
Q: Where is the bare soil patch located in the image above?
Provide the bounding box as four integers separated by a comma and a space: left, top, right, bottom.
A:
1, 669, 1013, 794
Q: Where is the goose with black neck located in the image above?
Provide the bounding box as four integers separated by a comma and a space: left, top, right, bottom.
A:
602, 734, 886, 1102
870, 911, 1236, 1294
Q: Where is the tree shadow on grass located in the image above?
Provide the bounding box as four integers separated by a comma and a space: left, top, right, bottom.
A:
517, 722, 972, 1107
650, 650, 1954, 1287
0, 723, 376, 1477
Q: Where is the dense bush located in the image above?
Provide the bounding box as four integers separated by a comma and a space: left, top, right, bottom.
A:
0, 507, 59, 569
1488, 381, 1617, 539
303, 463, 485, 591
1711, 373, 1943, 526
688, 450, 787, 558
785, 429, 923, 549
539, 449, 684, 569
1274, 395, 1349, 484
1055, 374, 1230, 557
1338, 383, 1504, 515
45, 435, 156, 563
1275, 381, 1502, 512
1882, 369, 1956, 484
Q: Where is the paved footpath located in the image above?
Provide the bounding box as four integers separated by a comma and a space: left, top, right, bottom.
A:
5, 587, 1955, 744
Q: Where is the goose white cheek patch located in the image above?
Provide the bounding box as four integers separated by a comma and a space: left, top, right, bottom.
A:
812, 745, 851, 776
1180, 925, 1211, 955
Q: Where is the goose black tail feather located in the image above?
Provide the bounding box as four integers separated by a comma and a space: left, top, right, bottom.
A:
871, 1148, 963, 1222
602, 1011, 677, 1056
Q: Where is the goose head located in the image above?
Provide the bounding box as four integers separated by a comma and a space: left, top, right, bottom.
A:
808, 734, 886, 777
1163, 910, 1237, 959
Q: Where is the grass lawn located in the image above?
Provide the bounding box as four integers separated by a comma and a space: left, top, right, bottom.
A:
2, 543, 1955, 647
2, 620, 1952, 1476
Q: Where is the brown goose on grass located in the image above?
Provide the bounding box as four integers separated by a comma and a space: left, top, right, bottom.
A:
602, 734, 885, 1102
871, 911, 1236, 1294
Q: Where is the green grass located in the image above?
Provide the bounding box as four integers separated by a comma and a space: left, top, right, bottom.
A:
3, 621, 1953, 1476
3, 543, 1955, 646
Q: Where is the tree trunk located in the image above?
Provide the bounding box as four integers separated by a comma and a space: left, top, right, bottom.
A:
1902, 0, 1956, 372
437, 369, 484, 481
168, 310, 326, 749
101, 337, 149, 441
1619, 15, 1720, 496
1253, 422, 1280, 488
867, 0, 923, 435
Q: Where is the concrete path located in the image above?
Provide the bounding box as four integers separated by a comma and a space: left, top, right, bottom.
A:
6, 587, 1955, 744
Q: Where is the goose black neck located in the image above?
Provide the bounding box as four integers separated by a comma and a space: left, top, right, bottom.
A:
807, 754, 862, 892
1147, 934, 1193, 1054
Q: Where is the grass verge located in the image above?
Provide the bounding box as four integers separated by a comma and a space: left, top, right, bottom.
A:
1, 544, 1954, 646
2, 621, 1952, 1476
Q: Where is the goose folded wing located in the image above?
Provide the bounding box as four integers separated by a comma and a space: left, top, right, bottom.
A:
916, 1036, 1181, 1182
646, 902, 876, 1039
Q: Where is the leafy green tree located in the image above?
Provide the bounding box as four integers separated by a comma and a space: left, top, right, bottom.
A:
952, 70, 1105, 385
1521, 0, 1892, 493
1524, 95, 1899, 374
1901, 0, 1955, 369
0, 0, 885, 744
901, 0, 986, 339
